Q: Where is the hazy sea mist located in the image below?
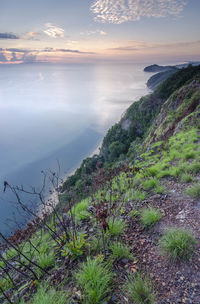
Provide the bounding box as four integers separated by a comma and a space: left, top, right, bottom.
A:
0, 62, 152, 234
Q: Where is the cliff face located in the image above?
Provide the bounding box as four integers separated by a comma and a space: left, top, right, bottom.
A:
145, 80, 200, 146
100, 65, 200, 163
63, 65, 200, 193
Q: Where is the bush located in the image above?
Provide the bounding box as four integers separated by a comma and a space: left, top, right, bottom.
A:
126, 273, 156, 304
159, 228, 197, 260
109, 242, 133, 261
186, 183, 200, 198
140, 207, 162, 227
75, 257, 113, 304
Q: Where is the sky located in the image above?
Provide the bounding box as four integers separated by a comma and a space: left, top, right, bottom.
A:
0, 0, 200, 64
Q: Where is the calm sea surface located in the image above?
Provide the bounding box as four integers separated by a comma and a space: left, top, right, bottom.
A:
0, 62, 152, 234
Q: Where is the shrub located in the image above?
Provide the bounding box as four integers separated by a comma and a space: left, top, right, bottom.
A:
75, 257, 113, 304
140, 207, 162, 227
159, 228, 197, 260
61, 233, 88, 261
186, 183, 200, 198
126, 273, 156, 304
109, 242, 133, 261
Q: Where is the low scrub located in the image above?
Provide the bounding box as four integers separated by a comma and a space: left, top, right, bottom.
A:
159, 228, 197, 260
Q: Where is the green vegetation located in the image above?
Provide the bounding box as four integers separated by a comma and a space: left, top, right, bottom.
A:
126, 273, 156, 304
109, 242, 133, 261
73, 198, 91, 221
108, 219, 126, 237
186, 183, 200, 198
75, 257, 113, 304
61, 233, 88, 261
30, 284, 68, 304
1, 65, 200, 304
140, 207, 162, 228
159, 228, 197, 260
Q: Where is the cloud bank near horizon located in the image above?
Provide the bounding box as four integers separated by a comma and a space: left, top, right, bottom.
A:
0, 47, 95, 64
91, 0, 188, 24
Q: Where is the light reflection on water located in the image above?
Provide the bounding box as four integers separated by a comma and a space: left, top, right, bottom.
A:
0, 62, 151, 234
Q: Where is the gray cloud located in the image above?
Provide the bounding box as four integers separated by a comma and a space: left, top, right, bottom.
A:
0, 32, 19, 39
91, 0, 188, 24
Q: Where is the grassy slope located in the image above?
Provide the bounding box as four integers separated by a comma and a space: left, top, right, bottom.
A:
1, 66, 200, 304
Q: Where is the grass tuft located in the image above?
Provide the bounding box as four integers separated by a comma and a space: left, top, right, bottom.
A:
186, 183, 200, 198
108, 219, 126, 236
140, 207, 162, 227
126, 273, 156, 304
159, 228, 197, 260
30, 284, 68, 304
109, 242, 133, 261
75, 257, 113, 304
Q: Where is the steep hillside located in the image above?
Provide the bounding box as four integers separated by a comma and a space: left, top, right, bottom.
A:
1, 65, 200, 304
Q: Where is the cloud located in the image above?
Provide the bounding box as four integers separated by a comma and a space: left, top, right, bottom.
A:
109, 40, 200, 52
43, 23, 64, 38
0, 32, 19, 39
91, 0, 188, 24
0, 47, 95, 63
80, 29, 107, 36
21, 32, 40, 40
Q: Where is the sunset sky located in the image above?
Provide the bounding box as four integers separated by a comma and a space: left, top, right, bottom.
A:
0, 0, 200, 64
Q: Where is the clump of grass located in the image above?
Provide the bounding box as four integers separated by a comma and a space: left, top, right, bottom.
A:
30, 284, 68, 304
109, 242, 133, 261
75, 257, 113, 304
157, 170, 171, 179
133, 190, 147, 202
73, 199, 90, 220
126, 273, 156, 304
187, 160, 200, 174
140, 207, 162, 228
155, 185, 165, 194
186, 183, 200, 198
179, 173, 193, 183
183, 150, 196, 160
108, 219, 126, 236
142, 178, 159, 191
159, 228, 197, 260
37, 252, 55, 269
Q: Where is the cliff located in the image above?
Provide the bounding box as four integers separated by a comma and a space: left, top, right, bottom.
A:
1, 64, 200, 304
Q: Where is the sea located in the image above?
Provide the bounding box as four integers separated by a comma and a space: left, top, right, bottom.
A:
0, 62, 153, 235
